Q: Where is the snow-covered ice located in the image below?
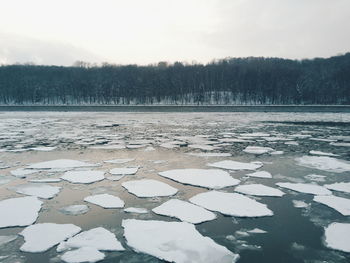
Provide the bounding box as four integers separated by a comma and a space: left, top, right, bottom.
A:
11, 183, 61, 199
104, 158, 134, 164
324, 182, 350, 194
0, 196, 42, 228
152, 199, 217, 224
292, 200, 309, 208
122, 179, 178, 197
57, 227, 124, 252
30, 146, 57, 152
61, 170, 105, 184
61, 247, 105, 263
27, 159, 97, 170
235, 184, 285, 197
10, 168, 37, 178
109, 167, 138, 175
276, 183, 332, 195
207, 160, 263, 171
295, 156, 350, 173
122, 219, 239, 263
29, 178, 61, 183
60, 205, 90, 215
158, 169, 240, 189
246, 171, 272, 179
309, 150, 339, 157
84, 194, 124, 208
313, 195, 350, 216
20, 223, 81, 252
324, 223, 350, 253
187, 153, 232, 157
124, 207, 148, 214
189, 191, 273, 217
243, 146, 274, 155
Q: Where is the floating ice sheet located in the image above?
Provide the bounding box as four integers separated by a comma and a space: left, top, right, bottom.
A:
309, 150, 339, 157
84, 194, 124, 208
187, 152, 232, 157
109, 167, 138, 175
11, 183, 61, 199
324, 223, 350, 253
61, 247, 105, 263
246, 171, 272, 179
235, 184, 285, 197
122, 219, 239, 263
243, 146, 274, 155
313, 195, 350, 216
207, 160, 263, 171
158, 169, 240, 189
104, 159, 134, 164
61, 170, 105, 184
124, 207, 148, 214
276, 182, 332, 195
324, 182, 350, 194
122, 179, 178, 197
295, 156, 350, 173
60, 205, 89, 216
27, 159, 97, 170
152, 199, 217, 224
190, 191, 273, 217
10, 168, 37, 178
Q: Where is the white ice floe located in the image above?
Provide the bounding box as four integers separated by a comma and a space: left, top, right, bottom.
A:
324, 182, 350, 194
104, 158, 134, 164
124, 207, 148, 214
309, 150, 339, 157
10, 168, 37, 178
313, 195, 350, 216
247, 228, 267, 234
61, 170, 105, 184
292, 200, 309, 208
304, 174, 326, 182
29, 178, 61, 183
106, 175, 124, 181
20, 223, 81, 252
57, 227, 124, 252
207, 160, 263, 171
270, 151, 284, 155
0, 235, 17, 246
30, 146, 57, 152
187, 153, 232, 157
109, 167, 138, 175
11, 183, 61, 199
27, 159, 97, 170
61, 247, 105, 263
246, 171, 272, 179
189, 191, 273, 217
60, 205, 89, 215
152, 199, 217, 224
295, 156, 350, 173
84, 194, 124, 208
324, 223, 350, 253
158, 169, 240, 189
122, 219, 239, 263
122, 179, 178, 198
0, 196, 42, 228
276, 183, 332, 195
235, 184, 285, 197
243, 146, 274, 155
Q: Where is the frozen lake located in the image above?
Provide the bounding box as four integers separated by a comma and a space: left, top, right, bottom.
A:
0, 111, 350, 263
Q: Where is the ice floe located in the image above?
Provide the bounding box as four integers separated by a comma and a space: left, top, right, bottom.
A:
84, 194, 124, 208
20, 223, 81, 252
276, 183, 332, 195
309, 150, 339, 157
158, 169, 240, 189
57, 227, 124, 252
124, 207, 148, 214
246, 171, 272, 179
122, 219, 239, 263
187, 152, 232, 157
152, 199, 217, 224
61, 170, 105, 184
0, 196, 42, 228
61, 247, 105, 263
29, 178, 61, 183
11, 183, 61, 199
189, 191, 273, 217
10, 168, 38, 178
295, 156, 350, 173
324, 182, 350, 193
104, 158, 134, 164
324, 223, 350, 253
122, 179, 178, 198
60, 205, 90, 215
109, 167, 138, 175
292, 200, 309, 208
235, 184, 285, 197
27, 159, 97, 170
207, 160, 263, 171
243, 146, 274, 155
0, 235, 17, 246
313, 195, 350, 216
30, 146, 57, 151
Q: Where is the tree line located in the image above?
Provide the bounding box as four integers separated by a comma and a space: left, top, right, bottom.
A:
0, 53, 349, 105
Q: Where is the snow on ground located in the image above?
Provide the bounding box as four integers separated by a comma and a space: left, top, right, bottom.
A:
324, 182, 350, 194
158, 169, 240, 189
295, 156, 350, 173
27, 159, 97, 170
235, 184, 285, 197
243, 146, 274, 155
10, 168, 38, 178
152, 199, 217, 224
60, 205, 90, 216
324, 223, 350, 253
122, 219, 239, 263
276, 183, 332, 195
20, 223, 81, 252
189, 191, 273, 217
0, 196, 42, 228
124, 207, 148, 214
61, 170, 105, 184
84, 194, 125, 208
57, 227, 124, 252
11, 184, 61, 199
313, 195, 350, 216
122, 179, 178, 198
207, 160, 263, 171
61, 247, 105, 263
246, 171, 272, 179
109, 167, 138, 175
104, 158, 134, 164
309, 150, 339, 157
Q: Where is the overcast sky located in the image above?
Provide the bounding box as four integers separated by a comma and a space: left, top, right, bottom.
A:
1, 0, 349, 66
